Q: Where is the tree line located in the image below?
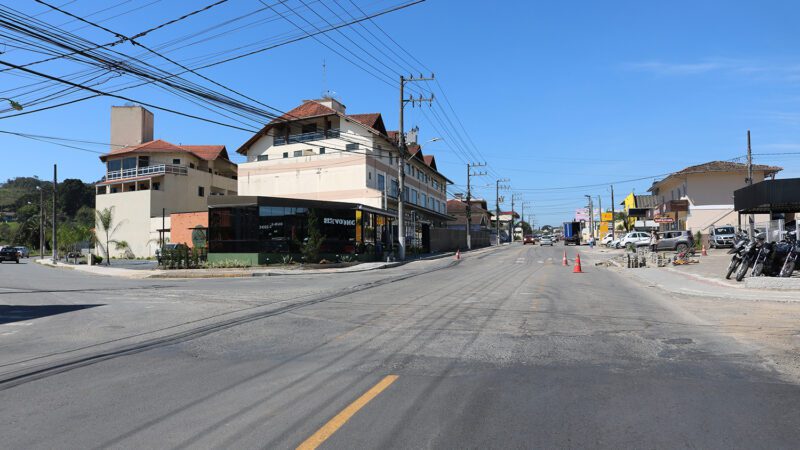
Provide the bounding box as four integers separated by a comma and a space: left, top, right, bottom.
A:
0, 176, 95, 254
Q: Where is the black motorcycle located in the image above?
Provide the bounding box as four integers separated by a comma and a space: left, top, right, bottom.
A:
752, 234, 793, 277
779, 231, 798, 277
735, 234, 764, 282
725, 235, 748, 280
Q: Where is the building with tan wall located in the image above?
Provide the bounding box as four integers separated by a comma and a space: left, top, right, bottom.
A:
647, 161, 782, 232
236, 97, 452, 246
95, 106, 237, 258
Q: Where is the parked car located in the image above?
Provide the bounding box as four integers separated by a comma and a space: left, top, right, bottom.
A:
709, 225, 736, 249
0, 246, 20, 263
523, 235, 535, 245
655, 230, 695, 252
14, 246, 30, 258
601, 233, 614, 246
540, 235, 553, 246
620, 231, 651, 248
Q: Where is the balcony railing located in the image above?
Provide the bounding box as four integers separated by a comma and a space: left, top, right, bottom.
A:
274, 128, 340, 146
105, 163, 187, 181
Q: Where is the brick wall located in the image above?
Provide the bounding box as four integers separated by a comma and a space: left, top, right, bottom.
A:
170, 211, 208, 248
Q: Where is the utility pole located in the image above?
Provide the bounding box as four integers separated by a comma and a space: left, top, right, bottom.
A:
597, 195, 602, 237
746, 130, 754, 240
584, 194, 593, 242
495, 178, 510, 245
397, 74, 434, 260
52, 164, 57, 263
610, 185, 616, 240
466, 162, 487, 250
37, 186, 44, 258
511, 193, 522, 242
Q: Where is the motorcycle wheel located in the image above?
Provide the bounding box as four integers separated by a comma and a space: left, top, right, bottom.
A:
780, 258, 795, 278
752, 261, 764, 277
725, 258, 740, 280
735, 257, 750, 282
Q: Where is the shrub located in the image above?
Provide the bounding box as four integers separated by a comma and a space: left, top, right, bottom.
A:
207, 259, 251, 268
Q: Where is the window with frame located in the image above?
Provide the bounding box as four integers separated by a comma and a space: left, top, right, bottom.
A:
293, 150, 303, 157
346, 143, 359, 151
411, 189, 417, 204
172, 158, 180, 165
391, 179, 398, 198
377, 173, 385, 192
319, 147, 326, 155
282, 152, 288, 158
198, 186, 205, 197
257, 154, 269, 161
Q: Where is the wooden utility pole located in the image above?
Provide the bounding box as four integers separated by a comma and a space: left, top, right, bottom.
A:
52, 164, 57, 263
746, 130, 754, 239
397, 74, 434, 260
495, 178, 509, 245
466, 162, 486, 250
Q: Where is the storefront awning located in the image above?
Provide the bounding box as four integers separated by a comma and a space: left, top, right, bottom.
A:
734, 178, 800, 213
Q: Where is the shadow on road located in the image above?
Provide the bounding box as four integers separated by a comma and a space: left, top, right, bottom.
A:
0, 304, 104, 324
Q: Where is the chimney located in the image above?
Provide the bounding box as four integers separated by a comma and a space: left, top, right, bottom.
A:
405, 126, 419, 145
318, 97, 346, 114
110, 105, 153, 149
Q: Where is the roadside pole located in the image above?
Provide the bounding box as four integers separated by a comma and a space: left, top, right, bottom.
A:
466, 162, 486, 250
52, 164, 57, 263
397, 74, 434, 260
610, 185, 616, 240
37, 186, 44, 258
495, 178, 509, 245
746, 130, 754, 240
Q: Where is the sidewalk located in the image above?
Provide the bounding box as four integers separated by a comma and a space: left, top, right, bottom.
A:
590, 247, 800, 302
35, 245, 498, 279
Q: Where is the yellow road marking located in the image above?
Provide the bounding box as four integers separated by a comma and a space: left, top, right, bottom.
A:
296, 375, 399, 450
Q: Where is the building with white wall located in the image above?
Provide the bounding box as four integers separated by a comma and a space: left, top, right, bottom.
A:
647, 160, 781, 232
236, 97, 452, 248
95, 106, 237, 258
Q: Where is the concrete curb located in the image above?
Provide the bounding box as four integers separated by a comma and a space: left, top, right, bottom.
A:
35, 246, 493, 279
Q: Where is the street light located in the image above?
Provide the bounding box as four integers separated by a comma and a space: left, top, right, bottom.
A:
0, 98, 22, 111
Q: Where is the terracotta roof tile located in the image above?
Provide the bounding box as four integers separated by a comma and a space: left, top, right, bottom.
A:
99, 139, 229, 162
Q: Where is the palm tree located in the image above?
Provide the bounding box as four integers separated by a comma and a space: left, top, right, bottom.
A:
95, 207, 123, 265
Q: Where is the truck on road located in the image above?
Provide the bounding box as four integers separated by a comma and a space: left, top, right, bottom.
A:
563, 221, 583, 245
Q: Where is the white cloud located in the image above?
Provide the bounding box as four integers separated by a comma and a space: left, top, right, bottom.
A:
624, 58, 800, 81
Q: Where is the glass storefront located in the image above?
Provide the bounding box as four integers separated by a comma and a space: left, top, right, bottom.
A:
208, 197, 395, 260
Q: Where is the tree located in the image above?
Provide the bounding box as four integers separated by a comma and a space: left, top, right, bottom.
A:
58, 179, 94, 218
74, 205, 95, 228
517, 221, 533, 235
301, 209, 325, 264
95, 207, 123, 265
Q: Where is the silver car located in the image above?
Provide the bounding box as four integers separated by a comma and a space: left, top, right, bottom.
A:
540, 236, 553, 246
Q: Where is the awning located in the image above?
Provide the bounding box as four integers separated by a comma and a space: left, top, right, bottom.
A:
734, 178, 800, 213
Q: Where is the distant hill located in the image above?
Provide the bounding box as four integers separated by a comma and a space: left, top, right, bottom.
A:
0, 177, 95, 219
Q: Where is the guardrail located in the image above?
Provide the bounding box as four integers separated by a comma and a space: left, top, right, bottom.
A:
274, 128, 341, 146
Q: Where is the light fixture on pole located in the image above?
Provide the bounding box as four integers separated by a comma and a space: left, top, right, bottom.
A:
0, 98, 22, 111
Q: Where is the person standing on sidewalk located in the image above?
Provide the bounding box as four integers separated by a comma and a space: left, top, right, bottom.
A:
650, 230, 659, 252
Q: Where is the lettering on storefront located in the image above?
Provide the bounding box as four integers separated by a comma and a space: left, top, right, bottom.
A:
323, 217, 356, 226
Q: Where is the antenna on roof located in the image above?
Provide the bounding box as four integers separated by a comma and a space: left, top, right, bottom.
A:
320, 58, 337, 100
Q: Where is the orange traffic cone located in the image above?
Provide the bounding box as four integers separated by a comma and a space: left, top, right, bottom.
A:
562, 251, 568, 266
455, 249, 461, 260
573, 253, 583, 273
701, 245, 707, 256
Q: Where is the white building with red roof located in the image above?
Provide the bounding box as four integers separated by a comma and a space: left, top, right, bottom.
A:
236, 97, 452, 245
95, 106, 238, 258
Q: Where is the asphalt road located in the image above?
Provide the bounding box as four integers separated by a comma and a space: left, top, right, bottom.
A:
1, 245, 799, 449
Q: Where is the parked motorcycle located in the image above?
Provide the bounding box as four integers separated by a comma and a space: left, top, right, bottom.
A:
779, 231, 798, 277
752, 233, 793, 277
735, 233, 764, 282
725, 235, 748, 280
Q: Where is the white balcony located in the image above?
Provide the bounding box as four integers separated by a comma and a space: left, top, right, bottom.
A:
105, 164, 187, 181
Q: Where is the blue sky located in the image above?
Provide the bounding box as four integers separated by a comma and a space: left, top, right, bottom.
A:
1, 0, 799, 226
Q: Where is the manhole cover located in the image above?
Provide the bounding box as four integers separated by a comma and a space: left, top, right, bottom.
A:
663, 338, 693, 345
